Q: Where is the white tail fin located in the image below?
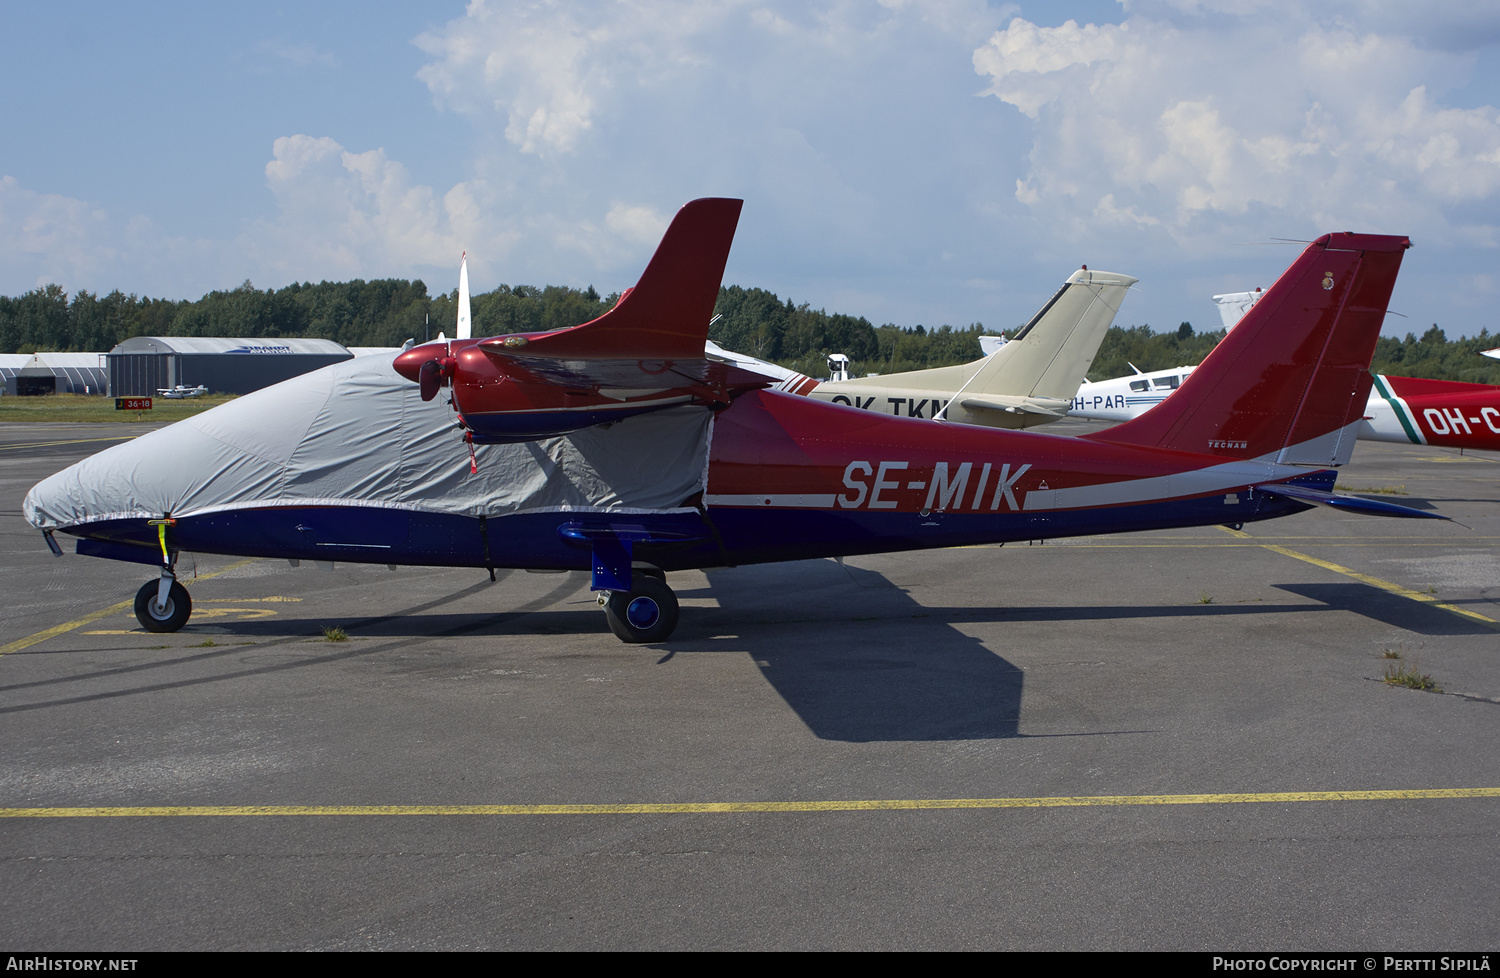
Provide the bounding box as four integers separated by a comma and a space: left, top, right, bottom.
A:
979, 267, 1136, 400
829, 267, 1134, 403
457, 252, 472, 340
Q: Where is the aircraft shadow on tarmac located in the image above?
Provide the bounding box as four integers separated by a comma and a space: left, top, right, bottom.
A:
15, 560, 1488, 733
1273, 581, 1497, 636
684, 559, 1026, 742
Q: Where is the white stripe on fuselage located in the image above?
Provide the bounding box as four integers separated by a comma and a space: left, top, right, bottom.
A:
1023, 430, 1353, 511
704, 429, 1344, 513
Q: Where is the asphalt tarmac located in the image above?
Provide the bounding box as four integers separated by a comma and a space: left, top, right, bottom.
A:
1, 419, 1496, 950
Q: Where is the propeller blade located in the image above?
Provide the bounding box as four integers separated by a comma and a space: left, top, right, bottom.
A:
419, 359, 442, 401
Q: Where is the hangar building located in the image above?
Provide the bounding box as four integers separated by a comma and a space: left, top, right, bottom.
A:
3, 353, 109, 396
0, 354, 28, 395
106, 337, 353, 396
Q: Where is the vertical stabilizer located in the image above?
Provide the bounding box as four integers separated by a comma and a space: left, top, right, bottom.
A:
457, 252, 472, 340
973, 268, 1136, 401
1086, 233, 1409, 465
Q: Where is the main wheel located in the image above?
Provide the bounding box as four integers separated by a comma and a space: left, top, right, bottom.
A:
134, 580, 192, 633
603, 575, 679, 643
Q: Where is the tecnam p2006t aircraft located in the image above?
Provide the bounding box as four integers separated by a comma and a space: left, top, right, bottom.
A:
26, 199, 1443, 643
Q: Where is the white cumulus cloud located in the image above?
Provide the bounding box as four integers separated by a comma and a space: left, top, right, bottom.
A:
245, 134, 479, 281
974, 5, 1500, 252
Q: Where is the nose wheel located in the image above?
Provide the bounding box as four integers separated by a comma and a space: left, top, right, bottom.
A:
133, 579, 192, 633
602, 574, 679, 643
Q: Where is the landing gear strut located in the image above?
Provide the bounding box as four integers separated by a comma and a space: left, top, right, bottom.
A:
134, 570, 192, 633
601, 574, 679, 643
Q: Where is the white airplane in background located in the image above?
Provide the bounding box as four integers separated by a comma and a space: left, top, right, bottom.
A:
157, 385, 209, 399
712, 266, 1137, 429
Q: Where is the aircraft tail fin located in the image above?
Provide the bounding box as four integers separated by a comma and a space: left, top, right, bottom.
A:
969, 268, 1136, 401
1085, 233, 1410, 465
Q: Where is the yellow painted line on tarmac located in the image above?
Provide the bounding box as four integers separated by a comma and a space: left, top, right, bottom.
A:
0, 558, 260, 657
0, 600, 135, 656
0, 435, 138, 451
1215, 526, 1499, 627
3, 787, 1497, 819
1261, 545, 1499, 626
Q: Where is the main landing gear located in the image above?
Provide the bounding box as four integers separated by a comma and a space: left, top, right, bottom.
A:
599, 572, 679, 643
134, 569, 192, 633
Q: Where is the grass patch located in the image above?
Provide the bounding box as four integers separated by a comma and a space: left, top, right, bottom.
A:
0, 392, 237, 424
1196, 593, 1214, 604
1335, 483, 1409, 495
1383, 659, 1440, 692
1381, 649, 1403, 659
321, 626, 349, 642
189, 639, 219, 648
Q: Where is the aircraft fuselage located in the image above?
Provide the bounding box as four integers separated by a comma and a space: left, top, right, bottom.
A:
64, 388, 1323, 576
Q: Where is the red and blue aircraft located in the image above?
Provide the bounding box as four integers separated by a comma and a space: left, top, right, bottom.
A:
26, 198, 1443, 643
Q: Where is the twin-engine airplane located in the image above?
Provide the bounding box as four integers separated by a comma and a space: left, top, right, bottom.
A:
25, 199, 1444, 644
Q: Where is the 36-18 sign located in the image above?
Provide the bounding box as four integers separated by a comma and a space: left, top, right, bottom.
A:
115, 397, 152, 411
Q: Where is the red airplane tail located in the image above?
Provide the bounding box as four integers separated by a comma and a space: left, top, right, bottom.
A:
1085, 232, 1410, 465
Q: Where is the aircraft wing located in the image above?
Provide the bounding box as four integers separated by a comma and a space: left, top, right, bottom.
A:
476, 349, 779, 395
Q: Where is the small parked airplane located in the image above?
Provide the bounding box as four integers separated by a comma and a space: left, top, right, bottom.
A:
157, 385, 209, 399
724, 267, 1136, 428
26, 200, 1441, 644
1071, 291, 1500, 451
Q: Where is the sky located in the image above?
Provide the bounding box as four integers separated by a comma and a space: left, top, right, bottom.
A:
3, 0, 1500, 339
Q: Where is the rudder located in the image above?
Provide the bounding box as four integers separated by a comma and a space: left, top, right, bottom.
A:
1086, 233, 1409, 465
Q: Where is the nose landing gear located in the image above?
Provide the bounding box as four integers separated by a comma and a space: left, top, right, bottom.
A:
133, 576, 192, 633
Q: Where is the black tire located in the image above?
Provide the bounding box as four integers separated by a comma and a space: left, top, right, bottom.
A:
134, 580, 192, 633
603, 575, 679, 643
634, 567, 666, 583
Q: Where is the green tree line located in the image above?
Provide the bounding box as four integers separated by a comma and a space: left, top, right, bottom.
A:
4, 281, 1497, 385
1084, 322, 1500, 384
0, 279, 640, 355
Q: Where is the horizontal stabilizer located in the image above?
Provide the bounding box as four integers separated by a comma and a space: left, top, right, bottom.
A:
959, 395, 1067, 418
1255, 482, 1450, 521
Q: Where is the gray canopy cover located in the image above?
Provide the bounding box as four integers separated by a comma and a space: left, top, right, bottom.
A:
25, 353, 711, 530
